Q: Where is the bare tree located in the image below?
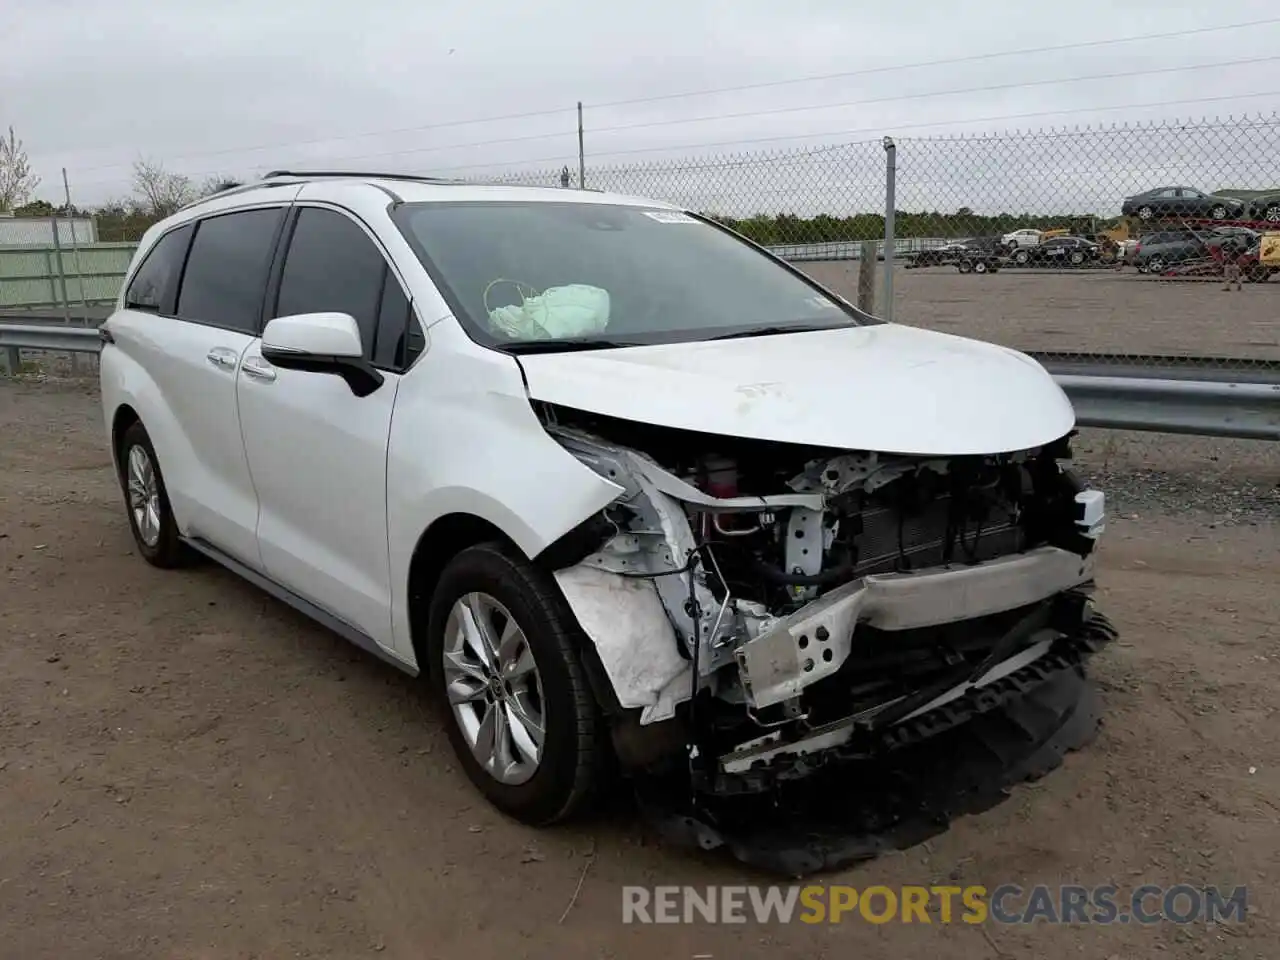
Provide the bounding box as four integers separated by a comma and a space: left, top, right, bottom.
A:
131, 158, 195, 217
197, 175, 243, 198
0, 126, 40, 212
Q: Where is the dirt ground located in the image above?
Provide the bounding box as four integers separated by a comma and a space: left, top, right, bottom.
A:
1, 379, 1277, 960
801, 263, 1280, 360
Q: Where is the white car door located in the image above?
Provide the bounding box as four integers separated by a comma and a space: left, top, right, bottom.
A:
235, 204, 420, 648
109, 208, 287, 568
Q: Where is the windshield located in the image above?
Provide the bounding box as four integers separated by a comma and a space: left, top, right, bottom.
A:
392, 201, 874, 352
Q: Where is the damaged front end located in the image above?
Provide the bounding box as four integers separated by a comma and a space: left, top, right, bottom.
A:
537, 402, 1114, 836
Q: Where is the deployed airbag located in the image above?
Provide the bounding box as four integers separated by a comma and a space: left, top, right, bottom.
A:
488, 283, 611, 339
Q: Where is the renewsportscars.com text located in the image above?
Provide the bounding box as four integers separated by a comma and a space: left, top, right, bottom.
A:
621, 884, 1248, 925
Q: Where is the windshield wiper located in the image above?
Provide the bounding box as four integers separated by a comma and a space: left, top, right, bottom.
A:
501, 337, 645, 354
704, 323, 847, 341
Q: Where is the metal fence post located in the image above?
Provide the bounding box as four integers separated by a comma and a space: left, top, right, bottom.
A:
882, 136, 897, 321
857, 241, 877, 313
49, 215, 72, 324
577, 101, 586, 190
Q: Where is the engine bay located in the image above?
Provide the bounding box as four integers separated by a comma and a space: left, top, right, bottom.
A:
535, 400, 1109, 789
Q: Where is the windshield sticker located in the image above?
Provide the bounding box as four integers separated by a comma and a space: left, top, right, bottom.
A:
642, 210, 698, 224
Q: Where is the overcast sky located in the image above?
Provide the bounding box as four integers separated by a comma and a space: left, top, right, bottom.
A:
5, 1, 1280, 210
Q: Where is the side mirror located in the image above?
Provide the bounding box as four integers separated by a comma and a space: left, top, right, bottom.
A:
260, 312, 384, 397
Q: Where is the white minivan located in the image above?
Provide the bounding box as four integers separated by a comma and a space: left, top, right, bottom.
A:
100, 171, 1112, 827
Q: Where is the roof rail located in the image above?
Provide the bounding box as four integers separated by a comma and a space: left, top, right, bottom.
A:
262, 169, 466, 185
174, 179, 296, 214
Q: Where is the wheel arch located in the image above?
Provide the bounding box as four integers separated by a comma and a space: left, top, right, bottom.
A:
110, 403, 142, 477
406, 512, 521, 673
404, 511, 626, 716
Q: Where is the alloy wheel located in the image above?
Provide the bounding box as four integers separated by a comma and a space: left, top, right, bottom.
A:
441, 592, 546, 786
126, 444, 162, 547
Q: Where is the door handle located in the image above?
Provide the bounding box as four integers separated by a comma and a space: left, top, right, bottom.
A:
241, 357, 277, 383
206, 348, 238, 371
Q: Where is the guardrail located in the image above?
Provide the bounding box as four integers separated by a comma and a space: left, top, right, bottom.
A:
764, 238, 950, 262
1, 328, 1276, 441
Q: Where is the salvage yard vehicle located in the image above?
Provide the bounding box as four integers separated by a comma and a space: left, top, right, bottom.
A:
99, 172, 1113, 846
1121, 186, 1246, 221
1009, 236, 1101, 266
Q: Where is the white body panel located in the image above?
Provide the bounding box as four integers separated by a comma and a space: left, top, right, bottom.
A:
383, 321, 625, 661
236, 341, 400, 648
516, 324, 1076, 455
101, 309, 263, 568
99, 175, 1095, 713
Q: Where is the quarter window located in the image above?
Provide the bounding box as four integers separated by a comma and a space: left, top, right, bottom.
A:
177, 208, 284, 334
124, 225, 192, 313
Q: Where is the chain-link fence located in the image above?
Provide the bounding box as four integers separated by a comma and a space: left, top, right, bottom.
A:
475, 114, 1280, 359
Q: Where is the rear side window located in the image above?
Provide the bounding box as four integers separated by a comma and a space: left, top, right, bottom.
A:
124, 225, 191, 313
275, 207, 386, 356
177, 208, 284, 334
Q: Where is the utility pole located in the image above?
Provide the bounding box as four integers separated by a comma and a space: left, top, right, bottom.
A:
62, 168, 89, 313
577, 102, 585, 190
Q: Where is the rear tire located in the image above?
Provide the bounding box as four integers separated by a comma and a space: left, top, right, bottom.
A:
957, 259, 974, 274
1138, 206, 1154, 220
117, 421, 191, 568
427, 543, 605, 826
973, 260, 989, 274
1014, 249, 1030, 264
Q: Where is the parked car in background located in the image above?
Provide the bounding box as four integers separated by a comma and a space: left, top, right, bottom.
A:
906, 240, 972, 268
1132, 229, 1212, 273
1120, 187, 1246, 222
1001, 228, 1042, 249
1245, 194, 1280, 223
1009, 236, 1100, 266
905, 236, 1005, 269
1204, 226, 1258, 255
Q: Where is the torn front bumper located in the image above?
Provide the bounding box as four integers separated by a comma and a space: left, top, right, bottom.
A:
715, 605, 1116, 793
734, 545, 1095, 710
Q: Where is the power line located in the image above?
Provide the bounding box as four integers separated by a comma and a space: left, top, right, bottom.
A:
66, 91, 1280, 195
70, 52, 1280, 189
53, 16, 1280, 174
428, 92, 1280, 175
586, 16, 1280, 110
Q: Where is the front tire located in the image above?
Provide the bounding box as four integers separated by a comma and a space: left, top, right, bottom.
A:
1014, 249, 1030, 264
1210, 205, 1228, 220
427, 543, 604, 826
1138, 206, 1154, 220
117, 421, 190, 568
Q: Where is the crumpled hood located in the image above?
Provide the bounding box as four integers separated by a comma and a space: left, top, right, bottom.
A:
516, 323, 1076, 455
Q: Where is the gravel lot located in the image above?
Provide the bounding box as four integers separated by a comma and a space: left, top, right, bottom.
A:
802, 264, 1280, 360
1, 376, 1277, 959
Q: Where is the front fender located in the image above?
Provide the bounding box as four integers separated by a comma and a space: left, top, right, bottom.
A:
385, 339, 625, 659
